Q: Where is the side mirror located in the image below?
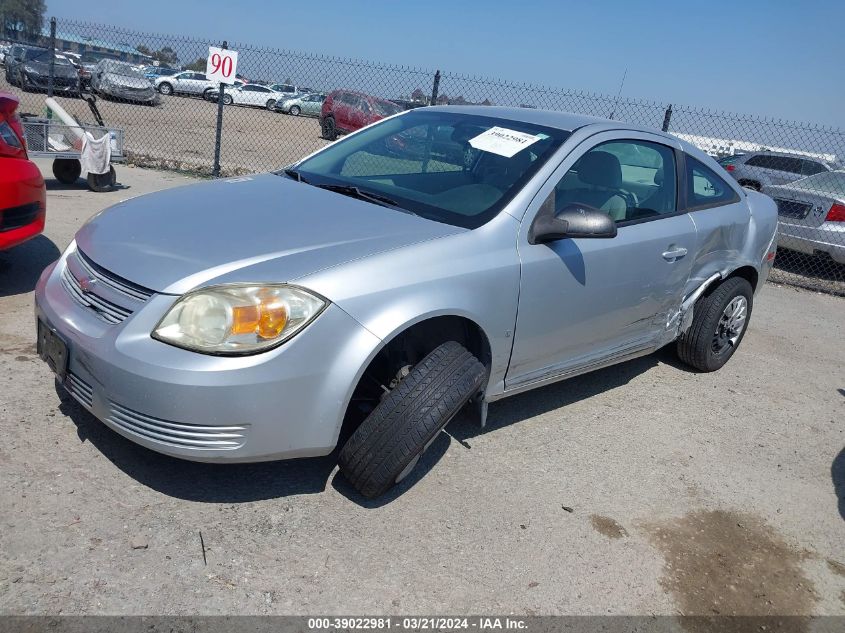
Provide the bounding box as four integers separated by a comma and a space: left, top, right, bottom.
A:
528, 203, 617, 244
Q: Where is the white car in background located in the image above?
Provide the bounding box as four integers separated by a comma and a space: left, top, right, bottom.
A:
220, 83, 285, 109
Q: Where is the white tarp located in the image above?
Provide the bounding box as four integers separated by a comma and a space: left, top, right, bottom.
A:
80, 131, 111, 175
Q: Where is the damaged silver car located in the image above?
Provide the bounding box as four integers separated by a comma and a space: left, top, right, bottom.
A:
35, 106, 778, 498
90, 59, 157, 104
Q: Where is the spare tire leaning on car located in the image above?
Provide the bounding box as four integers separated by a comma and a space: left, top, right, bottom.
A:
339, 341, 487, 498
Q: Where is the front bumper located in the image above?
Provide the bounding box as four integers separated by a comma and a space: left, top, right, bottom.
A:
34, 252, 381, 462
0, 158, 46, 251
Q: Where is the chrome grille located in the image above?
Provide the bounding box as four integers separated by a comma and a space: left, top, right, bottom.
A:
75, 250, 154, 302
61, 248, 154, 324
62, 267, 133, 324
65, 372, 93, 409
774, 198, 812, 220
107, 402, 247, 450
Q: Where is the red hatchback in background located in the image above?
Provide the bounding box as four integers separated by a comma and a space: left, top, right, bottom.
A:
320, 90, 402, 140
0, 92, 46, 251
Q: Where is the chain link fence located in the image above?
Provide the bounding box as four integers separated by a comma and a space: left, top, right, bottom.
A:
1, 16, 843, 295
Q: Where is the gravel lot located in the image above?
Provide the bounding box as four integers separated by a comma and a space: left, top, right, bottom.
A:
2, 75, 329, 175
0, 160, 843, 618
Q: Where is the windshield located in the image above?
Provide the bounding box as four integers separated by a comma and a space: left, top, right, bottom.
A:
793, 171, 845, 197
373, 100, 402, 117
290, 110, 569, 229
717, 154, 743, 165
100, 60, 144, 77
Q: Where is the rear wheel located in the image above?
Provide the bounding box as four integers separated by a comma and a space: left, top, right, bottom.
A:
265, 99, 276, 110
338, 341, 486, 498
87, 166, 116, 192
203, 88, 216, 101
289, 105, 301, 116
676, 277, 753, 372
321, 116, 336, 140
158, 82, 173, 95
52, 159, 81, 184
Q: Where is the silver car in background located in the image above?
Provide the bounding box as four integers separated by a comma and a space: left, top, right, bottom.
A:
275, 92, 325, 116
763, 171, 845, 264
34, 106, 778, 499
90, 59, 157, 103
718, 151, 834, 191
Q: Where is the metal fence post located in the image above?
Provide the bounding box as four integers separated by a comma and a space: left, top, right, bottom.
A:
661, 104, 673, 132
430, 70, 440, 106
47, 17, 56, 100
211, 40, 228, 178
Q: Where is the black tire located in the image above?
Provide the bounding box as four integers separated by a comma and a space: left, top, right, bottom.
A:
52, 159, 82, 184
266, 99, 276, 110
203, 88, 215, 101
289, 105, 301, 116
222, 94, 233, 105
676, 277, 753, 372
338, 341, 487, 498
321, 116, 337, 140
158, 82, 173, 95
87, 166, 116, 192
18, 71, 30, 91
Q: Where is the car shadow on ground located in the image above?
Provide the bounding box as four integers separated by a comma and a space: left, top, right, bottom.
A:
55, 347, 682, 507
448, 349, 674, 443
43, 176, 130, 192
833, 390, 845, 522
0, 234, 60, 298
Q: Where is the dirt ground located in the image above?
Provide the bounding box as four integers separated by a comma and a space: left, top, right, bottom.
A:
0, 160, 843, 618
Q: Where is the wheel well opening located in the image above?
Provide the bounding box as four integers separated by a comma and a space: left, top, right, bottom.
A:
339, 316, 491, 443
726, 266, 758, 293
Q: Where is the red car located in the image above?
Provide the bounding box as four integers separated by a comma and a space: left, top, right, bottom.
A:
0, 92, 45, 250
319, 90, 402, 140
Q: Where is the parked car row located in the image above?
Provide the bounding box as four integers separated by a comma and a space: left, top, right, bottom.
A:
4, 45, 81, 96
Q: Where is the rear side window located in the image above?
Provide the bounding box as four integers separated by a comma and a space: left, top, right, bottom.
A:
685, 156, 740, 209
801, 160, 827, 176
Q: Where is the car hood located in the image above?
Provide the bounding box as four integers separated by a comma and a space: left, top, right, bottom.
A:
75, 174, 463, 295
100, 73, 151, 89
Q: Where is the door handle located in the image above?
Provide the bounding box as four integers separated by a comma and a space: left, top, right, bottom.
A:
662, 247, 688, 261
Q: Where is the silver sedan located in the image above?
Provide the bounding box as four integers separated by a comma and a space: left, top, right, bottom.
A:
35, 106, 778, 498
276, 92, 325, 116
763, 171, 845, 265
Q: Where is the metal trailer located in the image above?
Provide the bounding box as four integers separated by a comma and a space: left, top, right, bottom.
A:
21, 95, 125, 192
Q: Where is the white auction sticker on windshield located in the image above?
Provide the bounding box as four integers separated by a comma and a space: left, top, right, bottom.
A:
468, 127, 542, 158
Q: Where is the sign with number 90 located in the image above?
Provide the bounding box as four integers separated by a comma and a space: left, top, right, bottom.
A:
206, 46, 238, 84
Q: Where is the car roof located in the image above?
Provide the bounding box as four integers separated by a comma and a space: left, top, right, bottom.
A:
428, 105, 660, 134
745, 150, 823, 160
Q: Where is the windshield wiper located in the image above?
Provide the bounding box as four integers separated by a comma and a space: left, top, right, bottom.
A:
313, 183, 411, 213
282, 168, 308, 183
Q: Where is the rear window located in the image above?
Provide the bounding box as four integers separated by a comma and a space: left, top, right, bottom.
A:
374, 100, 402, 117
686, 156, 740, 209
717, 155, 743, 165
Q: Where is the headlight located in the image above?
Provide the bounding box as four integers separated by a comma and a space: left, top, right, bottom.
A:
152, 284, 327, 355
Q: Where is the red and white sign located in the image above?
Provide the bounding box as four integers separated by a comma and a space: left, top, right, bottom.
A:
206, 46, 239, 84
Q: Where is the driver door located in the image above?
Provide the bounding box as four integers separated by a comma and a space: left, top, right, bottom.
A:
506, 131, 697, 389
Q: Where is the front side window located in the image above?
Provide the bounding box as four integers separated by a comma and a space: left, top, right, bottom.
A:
685, 156, 740, 209
291, 110, 569, 229
550, 139, 677, 223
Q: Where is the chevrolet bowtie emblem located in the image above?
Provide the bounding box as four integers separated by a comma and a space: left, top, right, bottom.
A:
78, 276, 97, 294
